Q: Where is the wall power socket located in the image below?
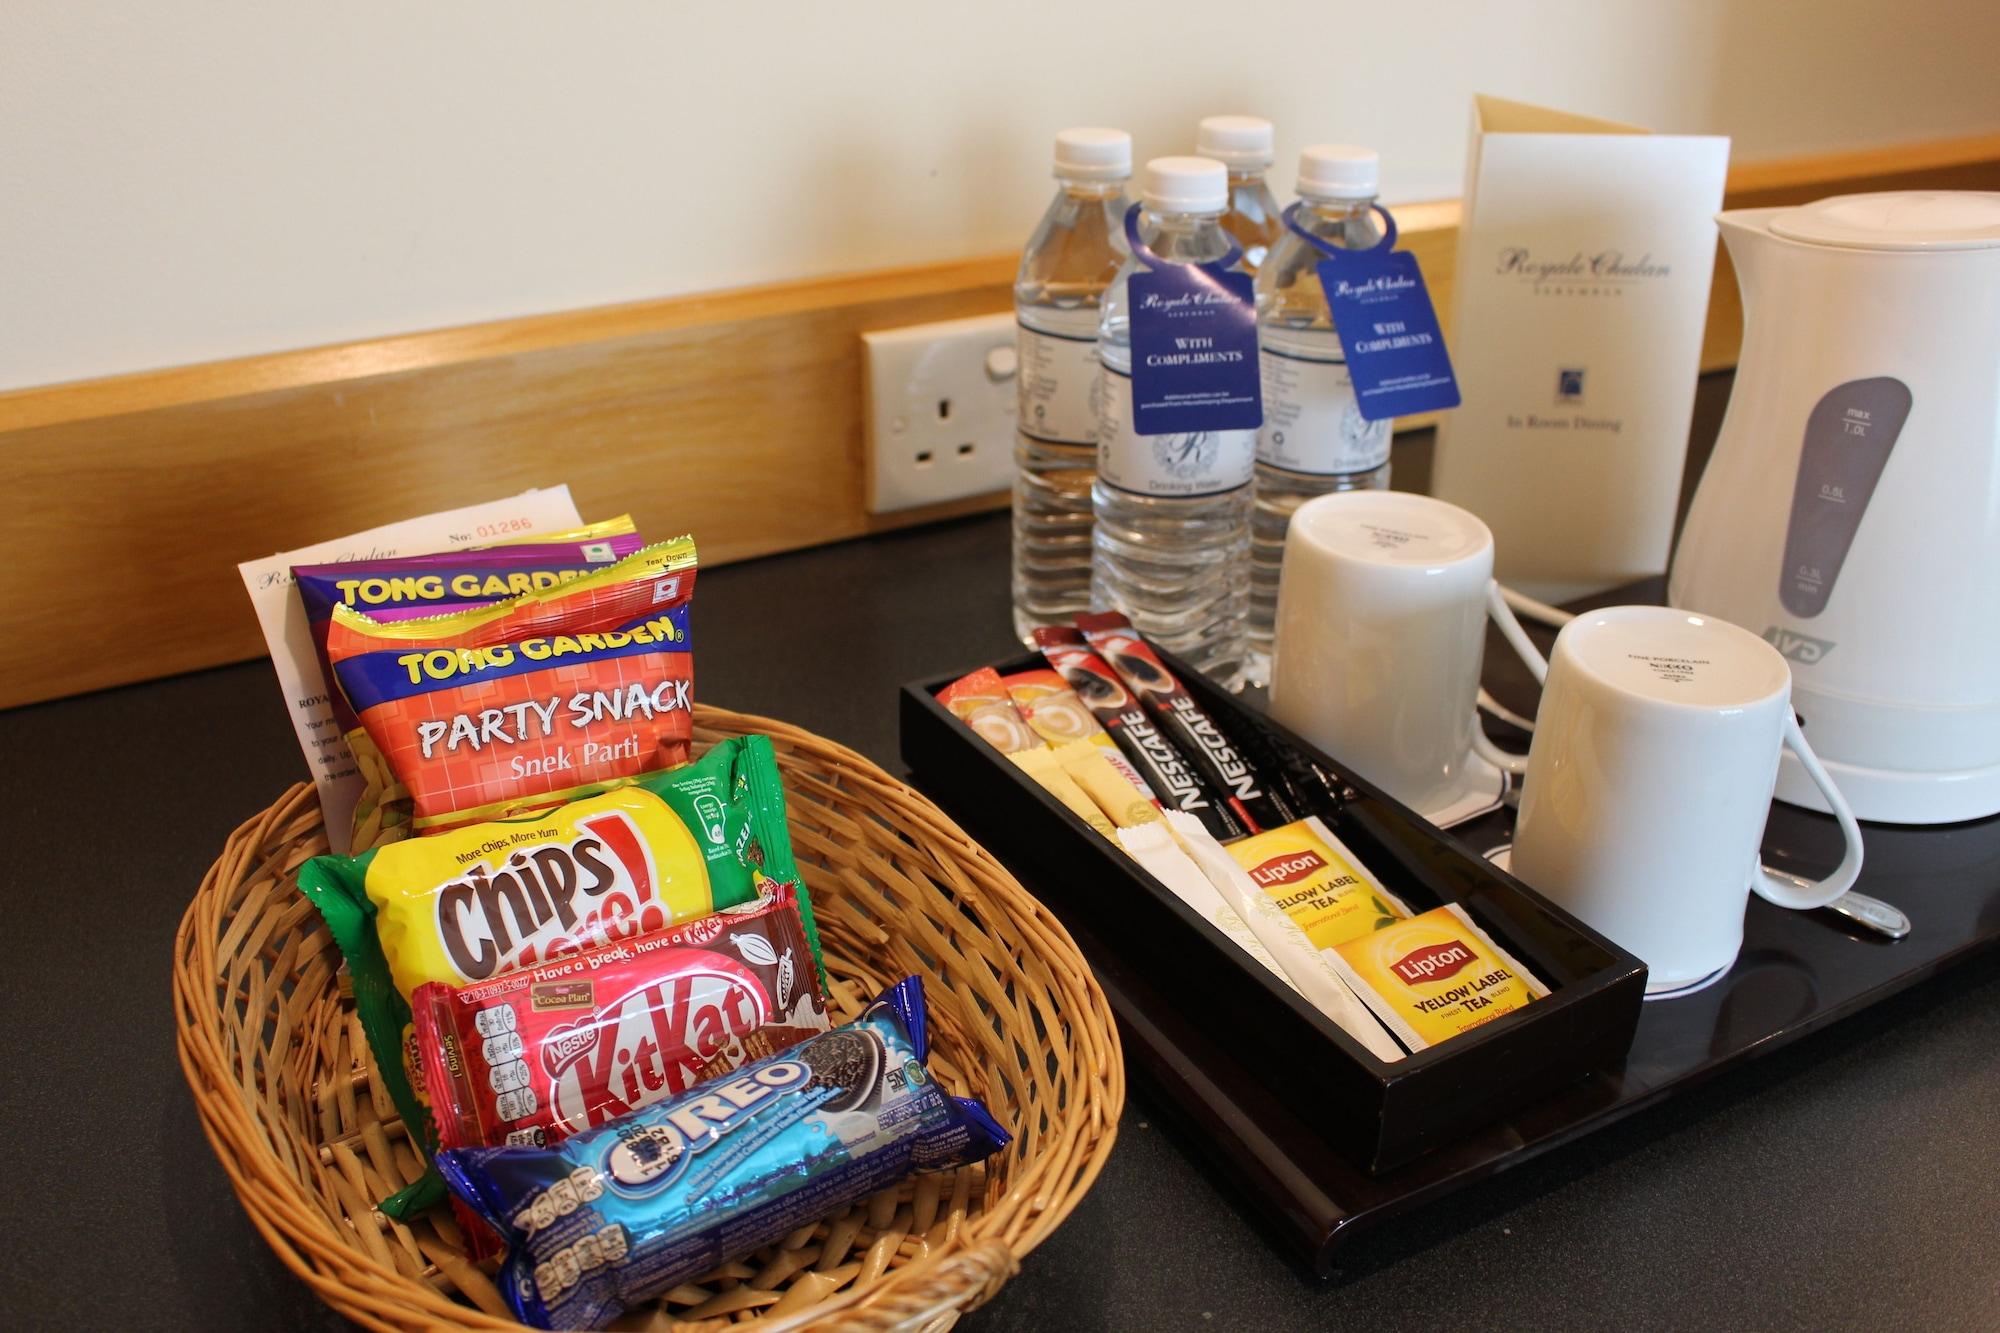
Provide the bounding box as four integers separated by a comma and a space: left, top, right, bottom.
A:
863, 311, 1019, 513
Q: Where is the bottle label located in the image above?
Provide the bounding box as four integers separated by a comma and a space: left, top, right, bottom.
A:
1257, 349, 1393, 475
1016, 325, 1100, 445
1317, 248, 1458, 421
1097, 366, 1255, 498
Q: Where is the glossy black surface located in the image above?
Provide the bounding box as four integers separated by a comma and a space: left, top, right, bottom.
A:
906, 598, 2000, 1270
5, 375, 1999, 1329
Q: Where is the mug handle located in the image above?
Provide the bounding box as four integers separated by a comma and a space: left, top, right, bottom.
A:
1750, 713, 1865, 909
1469, 582, 1549, 776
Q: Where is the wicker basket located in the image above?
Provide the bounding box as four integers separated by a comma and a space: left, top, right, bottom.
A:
174, 706, 1122, 1331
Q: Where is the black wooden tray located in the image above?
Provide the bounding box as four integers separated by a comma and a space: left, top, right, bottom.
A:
902, 650, 1648, 1172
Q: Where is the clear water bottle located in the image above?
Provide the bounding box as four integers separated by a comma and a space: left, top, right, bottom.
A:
1012, 127, 1133, 644
1245, 145, 1393, 686
1197, 115, 1282, 273
1092, 156, 1255, 692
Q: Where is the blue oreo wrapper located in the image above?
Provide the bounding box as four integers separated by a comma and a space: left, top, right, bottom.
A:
436, 975, 1009, 1329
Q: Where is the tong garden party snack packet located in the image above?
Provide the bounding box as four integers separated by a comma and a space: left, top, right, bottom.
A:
293, 518, 647, 847
298, 735, 822, 1216
325, 537, 697, 834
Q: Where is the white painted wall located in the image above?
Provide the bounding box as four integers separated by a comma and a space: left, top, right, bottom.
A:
4, 0, 1998, 392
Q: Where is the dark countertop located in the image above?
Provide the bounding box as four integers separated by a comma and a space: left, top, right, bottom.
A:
5, 377, 1999, 1330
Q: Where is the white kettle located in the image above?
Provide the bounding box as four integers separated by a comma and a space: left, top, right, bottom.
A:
1670, 191, 2000, 824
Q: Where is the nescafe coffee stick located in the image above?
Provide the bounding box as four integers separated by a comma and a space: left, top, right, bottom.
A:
1074, 612, 1298, 833
1033, 628, 1246, 842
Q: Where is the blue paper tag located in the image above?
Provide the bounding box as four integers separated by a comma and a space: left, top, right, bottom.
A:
1297, 204, 1459, 422
1125, 209, 1263, 435
1319, 252, 1458, 420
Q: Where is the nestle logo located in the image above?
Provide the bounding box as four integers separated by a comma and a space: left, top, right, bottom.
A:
1392, 941, 1475, 984
1764, 627, 1835, 665
1250, 850, 1327, 887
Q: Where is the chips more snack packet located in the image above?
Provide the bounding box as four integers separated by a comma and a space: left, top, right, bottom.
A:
414, 883, 830, 1155
298, 734, 822, 1215
327, 537, 697, 832
437, 977, 1010, 1330
293, 519, 647, 847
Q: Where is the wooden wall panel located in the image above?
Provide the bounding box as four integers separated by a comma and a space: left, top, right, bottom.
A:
3, 135, 1996, 707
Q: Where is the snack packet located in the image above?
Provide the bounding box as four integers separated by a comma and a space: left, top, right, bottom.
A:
1075, 611, 1296, 832
414, 883, 830, 1155
437, 977, 1010, 1330
298, 735, 820, 1215
1034, 627, 1245, 841
293, 519, 647, 848
1327, 903, 1549, 1051
326, 537, 697, 833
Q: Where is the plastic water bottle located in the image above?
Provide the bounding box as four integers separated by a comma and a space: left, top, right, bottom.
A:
1197, 115, 1282, 273
1092, 157, 1255, 691
1012, 128, 1133, 644
1245, 145, 1392, 686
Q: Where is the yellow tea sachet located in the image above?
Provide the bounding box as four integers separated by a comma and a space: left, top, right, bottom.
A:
1009, 745, 1120, 841
1225, 816, 1410, 951
1328, 904, 1549, 1050
1052, 739, 1160, 829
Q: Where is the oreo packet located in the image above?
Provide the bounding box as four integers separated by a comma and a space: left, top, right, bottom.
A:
437, 976, 1010, 1330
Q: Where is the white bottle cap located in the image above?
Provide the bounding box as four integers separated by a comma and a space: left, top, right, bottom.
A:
1053, 127, 1133, 181
1196, 115, 1275, 169
1141, 156, 1229, 214
1297, 144, 1380, 200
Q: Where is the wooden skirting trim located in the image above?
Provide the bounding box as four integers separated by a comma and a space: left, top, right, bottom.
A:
4, 132, 1998, 707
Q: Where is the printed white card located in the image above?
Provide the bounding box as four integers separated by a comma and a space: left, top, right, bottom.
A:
1430, 95, 1729, 601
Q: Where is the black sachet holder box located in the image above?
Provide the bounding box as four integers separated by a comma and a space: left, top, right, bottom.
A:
899, 649, 1646, 1176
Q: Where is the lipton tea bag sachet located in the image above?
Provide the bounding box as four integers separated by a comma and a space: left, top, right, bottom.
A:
1329, 904, 1549, 1050
1225, 816, 1411, 950
296, 735, 823, 1217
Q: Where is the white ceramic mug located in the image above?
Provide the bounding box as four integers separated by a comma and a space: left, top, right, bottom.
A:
1270, 491, 1544, 817
1510, 606, 1864, 995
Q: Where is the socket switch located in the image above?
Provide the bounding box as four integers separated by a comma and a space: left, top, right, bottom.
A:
863, 312, 1019, 512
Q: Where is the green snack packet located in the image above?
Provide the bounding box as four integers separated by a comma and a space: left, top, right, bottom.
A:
297, 734, 824, 1217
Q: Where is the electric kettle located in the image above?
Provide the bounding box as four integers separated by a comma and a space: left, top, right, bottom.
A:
1670, 191, 2000, 824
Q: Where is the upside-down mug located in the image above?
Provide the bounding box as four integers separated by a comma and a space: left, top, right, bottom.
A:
1270, 490, 1543, 818
1510, 605, 1864, 994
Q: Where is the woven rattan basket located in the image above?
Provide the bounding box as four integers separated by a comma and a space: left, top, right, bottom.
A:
175, 706, 1122, 1331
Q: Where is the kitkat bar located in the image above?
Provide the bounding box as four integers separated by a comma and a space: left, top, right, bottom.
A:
1074, 612, 1297, 833
411, 884, 830, 1156
1033, 627, 1245, 842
